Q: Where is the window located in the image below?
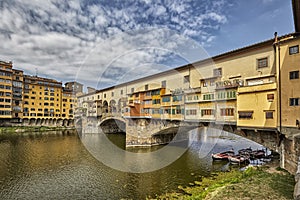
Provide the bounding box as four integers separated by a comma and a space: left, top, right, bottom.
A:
290, 98, 299, 106
111, 92, 114, 97
120, 90, 123, 95
131, 88, 134, 93
213, 68, 222, 77
161, 80, 166, 88
104, 93, 106, 98
203, 94, 214, 100
265, 111, 274, 119
267, 94, 274, 101
152, 99, 160, 104
290, 71, 299, 80
162, 96, 170, 102
184, 75, 190, 83
257, 57, 268, 68
186, 109, 197, 115
238, 111, 253, 119
201, 109, 215, 116
145, 91, 151, 96
145, 84, 148, 91
151, 90, 160, 96
289, 45, 299, 55
144, 100, 151, 105
226, 91, 236, 99
173, 95, 182, 102
201, 80, 207, 87
220, 108, 234, 116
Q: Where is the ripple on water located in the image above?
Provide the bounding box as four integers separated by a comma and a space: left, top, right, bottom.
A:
0, 129, 272, 199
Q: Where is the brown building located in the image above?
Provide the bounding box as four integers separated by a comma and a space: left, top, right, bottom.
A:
64, 81, 83, 96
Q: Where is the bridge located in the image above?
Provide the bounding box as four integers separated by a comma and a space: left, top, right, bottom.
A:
76, 110, 299, 175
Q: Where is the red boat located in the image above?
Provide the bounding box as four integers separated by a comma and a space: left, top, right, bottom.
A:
212, 150, 235, 161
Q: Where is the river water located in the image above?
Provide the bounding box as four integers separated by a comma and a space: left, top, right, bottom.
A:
0, 128, 269, 199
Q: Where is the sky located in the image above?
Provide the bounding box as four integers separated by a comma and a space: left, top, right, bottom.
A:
0, 0, 294, 89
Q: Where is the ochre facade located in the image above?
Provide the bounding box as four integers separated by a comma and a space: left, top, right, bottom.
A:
0, 62, 78, 123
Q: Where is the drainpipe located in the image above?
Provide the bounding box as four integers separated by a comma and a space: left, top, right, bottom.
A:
273, 32, 285, 169
273, 32, 282, 135
278, 42, 282, 135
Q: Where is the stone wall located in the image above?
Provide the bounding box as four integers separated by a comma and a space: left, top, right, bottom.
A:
294, 157, 300, 199
283, 134, 300, 174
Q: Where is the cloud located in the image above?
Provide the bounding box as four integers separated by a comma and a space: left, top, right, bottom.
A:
0, 0, 232, 88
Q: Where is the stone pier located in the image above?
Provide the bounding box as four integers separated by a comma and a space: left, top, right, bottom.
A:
294, 157, 300, 200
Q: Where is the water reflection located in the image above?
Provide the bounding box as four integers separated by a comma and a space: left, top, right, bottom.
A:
0, 128, 270, 199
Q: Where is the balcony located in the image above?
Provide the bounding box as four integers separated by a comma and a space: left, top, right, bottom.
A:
216, 79, 244, 90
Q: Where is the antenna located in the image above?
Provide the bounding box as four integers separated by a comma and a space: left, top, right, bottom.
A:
35, 67, 38, 77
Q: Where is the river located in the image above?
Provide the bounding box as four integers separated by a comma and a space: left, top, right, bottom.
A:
0, 128, 269, 199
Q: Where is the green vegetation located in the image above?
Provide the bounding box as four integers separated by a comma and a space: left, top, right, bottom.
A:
0, 126, 75, 135
153, 166, 295, 200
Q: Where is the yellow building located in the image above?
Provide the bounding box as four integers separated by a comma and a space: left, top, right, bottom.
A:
237, 82, 277, 129
275, 33, 300, 132
61, 88, 75, 119
23, 75, 63, 119
0, 61, 13, 119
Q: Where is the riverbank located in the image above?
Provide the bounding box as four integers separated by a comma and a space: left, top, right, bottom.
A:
154, 165, 295, 200
0, 126, 75, 135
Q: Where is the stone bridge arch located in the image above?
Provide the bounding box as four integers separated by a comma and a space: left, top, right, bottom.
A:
98, 117, 126, 134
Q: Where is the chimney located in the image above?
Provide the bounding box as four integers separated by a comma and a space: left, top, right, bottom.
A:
274, 32, 278, 44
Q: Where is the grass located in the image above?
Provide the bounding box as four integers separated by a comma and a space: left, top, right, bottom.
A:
152, 166, 295, 200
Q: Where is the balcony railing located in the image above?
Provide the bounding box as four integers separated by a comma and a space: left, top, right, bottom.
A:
216, 79, 244, 90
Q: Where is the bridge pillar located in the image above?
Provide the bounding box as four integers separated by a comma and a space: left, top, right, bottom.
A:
282, 134, 300, 174
125, 118, 156, 146
125, 118, 183, 147
125, 118, 199, 147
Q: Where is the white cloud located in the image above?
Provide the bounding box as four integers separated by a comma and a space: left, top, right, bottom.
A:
0, 0, 231, 88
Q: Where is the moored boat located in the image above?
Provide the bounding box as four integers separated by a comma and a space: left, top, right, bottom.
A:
251, 149, 266, 159
238, 147, 252, 155
212, 150, 235, 161
228, 154, 250, 164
